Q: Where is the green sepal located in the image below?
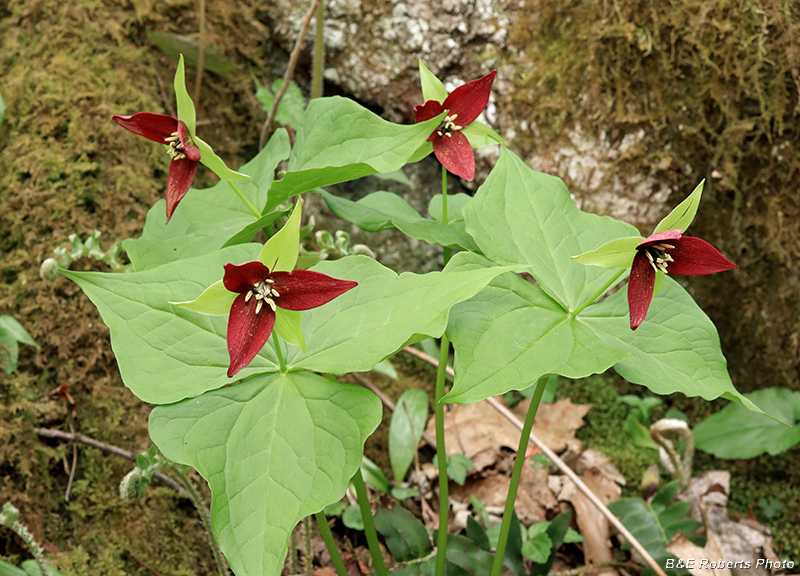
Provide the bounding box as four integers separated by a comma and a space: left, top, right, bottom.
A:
171, 279, 234, 315
194, 136, 250, 181
407, 141, 433, 164
174, 54, 196, 136
572, 237, 643, 269
462, 121, 505, 147
419, 60, 448, 103
221, 208, 288, 249
258, 198, 303, 271
654, 180, 704, 233
274, 308, 305, 351
653, 270, 665, 296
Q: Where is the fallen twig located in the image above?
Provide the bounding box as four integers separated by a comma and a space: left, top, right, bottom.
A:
34, 428, 187, 497
258, 0, 320, 149
400, 346, 668, 576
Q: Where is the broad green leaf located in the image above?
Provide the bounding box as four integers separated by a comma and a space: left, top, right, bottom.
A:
147, 31, 234, 75
374, 168, 412, 187
445, 254, 760, 413
447, 453, 475, 485
374, 507, 433, 562
654, 181, 704, 233
607, 483, 701, 576
266, 97, 445, 209
419, 60, 448, 103
63, 245, 279, 405
530, 511, 572, 576
286, 253, 518, 374
256, 80, 306, 127
694, 388, 800, 458
582, 278, 764, 413
464, 147, 640, 310
445, 263, 628, 403
172, 280, 233, 315
320, 190, 478, 251
466, 516, 491, 551
174, 54, 196, 136
572, 237, 642, 269
389, 388, 429, 482
195, 136, 250, 181
257, 197, 303, 271
462, 121, 505, 148
0, 92, 5, 128
123, 130, 290, 271
149, 371, 381, 576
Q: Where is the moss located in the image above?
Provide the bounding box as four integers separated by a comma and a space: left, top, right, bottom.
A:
504, 0, 800, 393
0, 0, 277, 571
561, 372, 800, 559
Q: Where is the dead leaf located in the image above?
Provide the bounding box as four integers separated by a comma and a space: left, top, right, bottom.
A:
668, 534, 732, 576
560, 467, 622, 576
424, 398, 591, 472
450, 464, 557, 525
678, 471, 781, 576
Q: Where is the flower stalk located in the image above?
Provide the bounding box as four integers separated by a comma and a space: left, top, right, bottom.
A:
490, 376, 548, 576
352, 468, 389, 576
315, 511, 349, 576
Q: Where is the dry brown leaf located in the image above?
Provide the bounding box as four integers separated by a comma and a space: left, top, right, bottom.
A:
668, 534, 732, 576
678, 471, 781, 576
424, 398, 591, 471
560, 467, 622, 576
450, 464, 557, 525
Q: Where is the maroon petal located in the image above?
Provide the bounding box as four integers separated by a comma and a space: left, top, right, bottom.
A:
628, 252, 657, 330
666, 237, 737, 276
441, 71, 496, 127
414, 100, 445, 123
226, 293, 276, 377
223, 261, 270, 293
177, 121, 201, 162
270, 270, 358, 311
637, 229, 683, 250
165, 158, 199, 222
432, 130, 475, 181
112, 112, 178, 144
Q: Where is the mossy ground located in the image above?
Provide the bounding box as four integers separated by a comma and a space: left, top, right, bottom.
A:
1, 0, 798, 572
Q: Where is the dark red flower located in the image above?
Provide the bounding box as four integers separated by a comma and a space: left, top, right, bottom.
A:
112, 112, 201, 222
223, 261, 358, 377
413, 71, 496, 181
628, 229, 737, 330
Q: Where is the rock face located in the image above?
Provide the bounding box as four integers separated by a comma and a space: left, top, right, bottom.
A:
263, 0, 800, 393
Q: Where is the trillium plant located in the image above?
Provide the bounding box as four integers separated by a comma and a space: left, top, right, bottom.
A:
64, 55, 768, 576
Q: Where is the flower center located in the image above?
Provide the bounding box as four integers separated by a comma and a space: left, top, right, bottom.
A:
436, 113, 463, 138
244, 279, 280, 314
643, 242, 675, 273
165, 131, 189, 161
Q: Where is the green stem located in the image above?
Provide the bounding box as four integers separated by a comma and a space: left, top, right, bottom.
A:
571, 268, 626, 317
434, 334, 451, 576
227, 180, 261, 218
352, 469, 389, 576
315, 512, 348, 576
311, 0, 325, 99
174, 468, 230, 576
272, 332, 287, 372
490, 376, 548, 576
